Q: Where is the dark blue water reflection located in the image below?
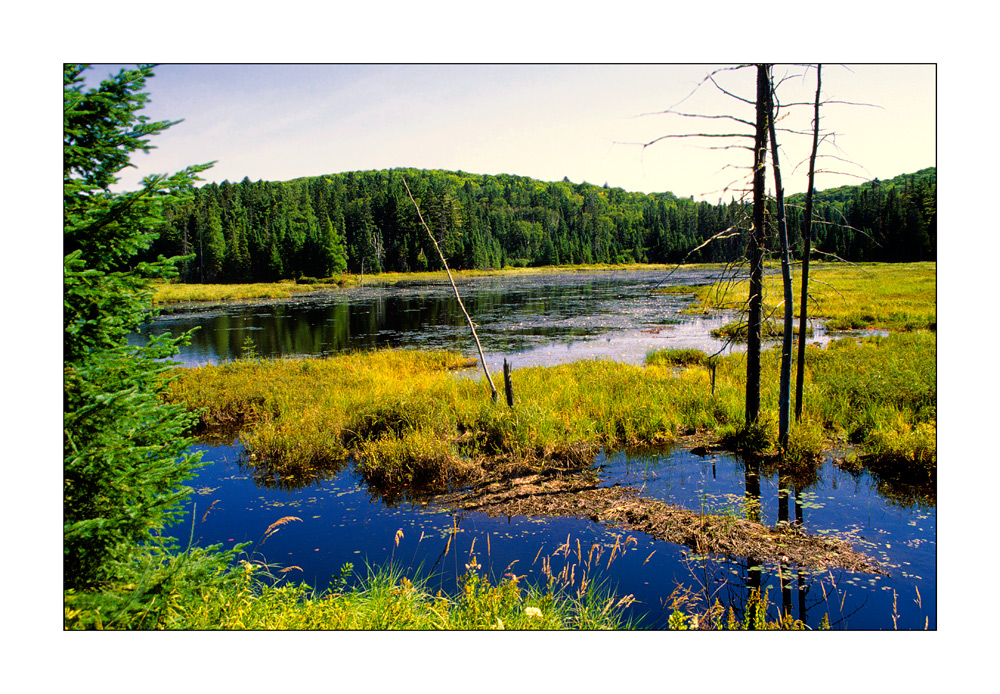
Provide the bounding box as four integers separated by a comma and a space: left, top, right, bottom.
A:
178, 443, 935, 630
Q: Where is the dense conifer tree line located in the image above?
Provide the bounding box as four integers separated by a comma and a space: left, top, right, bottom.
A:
144, 166, 935, 282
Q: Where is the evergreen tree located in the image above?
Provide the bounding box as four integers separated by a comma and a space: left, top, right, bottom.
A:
64, 64, 225, 592
200, 198, 226, 282
320, 214, 349, 275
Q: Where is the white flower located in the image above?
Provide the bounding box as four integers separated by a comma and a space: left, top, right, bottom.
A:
525, 606, 542, 618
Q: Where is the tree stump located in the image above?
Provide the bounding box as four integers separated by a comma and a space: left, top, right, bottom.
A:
503, 358, 514, 408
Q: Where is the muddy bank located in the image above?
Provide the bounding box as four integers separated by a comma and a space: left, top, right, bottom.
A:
432, 470, 884, 575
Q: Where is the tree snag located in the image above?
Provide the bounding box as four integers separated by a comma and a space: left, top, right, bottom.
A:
402, 177, 499, 402
795, 64, 822, 422
765, 68, 794, 450
746, 64, 770, 428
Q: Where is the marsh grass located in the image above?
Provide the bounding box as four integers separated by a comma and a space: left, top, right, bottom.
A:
803, 332, 936, 467
710, 319, 813, 342
644, 347, 712, 366
170, 349, 730, 496
151, 277, 357, 304
691, 261, 935, 332
170, 321, 933, 499
167, 258, 934, 488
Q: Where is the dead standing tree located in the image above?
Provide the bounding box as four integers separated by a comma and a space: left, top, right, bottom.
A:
636, 64, 810, 439
746, 64, 770, 430
764, 66, 795, 449
402, 177, 499, 402
774, 64, 872, 423
795, 64, 822, 422
635, 65, 770, 431
632, 64, 869, 448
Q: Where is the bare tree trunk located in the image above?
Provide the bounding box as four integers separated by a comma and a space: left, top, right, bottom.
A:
765, 69, 794, 450
795, 64, 822, 422
746, 64, 770, 428
402, 177, 499, 402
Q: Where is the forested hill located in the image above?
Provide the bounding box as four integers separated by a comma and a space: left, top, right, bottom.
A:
146, 166, 936, 284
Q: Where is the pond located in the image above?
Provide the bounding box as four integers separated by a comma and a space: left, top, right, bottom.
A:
182, 442, 935, 630
147, 269, 933, 629
139, 269, 844, 369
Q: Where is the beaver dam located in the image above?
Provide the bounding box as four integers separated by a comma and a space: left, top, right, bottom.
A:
431, 469, 884, 575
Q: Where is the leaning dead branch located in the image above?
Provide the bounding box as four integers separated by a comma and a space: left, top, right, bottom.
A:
637, 110, 755, 129
402, 177, 499, 402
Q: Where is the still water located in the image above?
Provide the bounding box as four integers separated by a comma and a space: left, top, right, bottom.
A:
183, 443, 934, 630
140, 269, 840, 369
147, 270, 933, 629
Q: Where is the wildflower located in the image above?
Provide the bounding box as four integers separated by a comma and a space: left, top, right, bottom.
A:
525, 606, 542, 618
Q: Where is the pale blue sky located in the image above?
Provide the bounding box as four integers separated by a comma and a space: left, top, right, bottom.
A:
88, 63, 935, 201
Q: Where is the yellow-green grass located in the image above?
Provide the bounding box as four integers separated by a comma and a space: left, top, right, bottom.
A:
64, 560, 634, 630
62, 532, 807, 630
167, 349, 725, 495
688, 261, 936, 332
358, 261, 724, 285
167, 328, 934, 498
710, 319, 814, 342
647, 334, 935, 468
151, 277, 357, 303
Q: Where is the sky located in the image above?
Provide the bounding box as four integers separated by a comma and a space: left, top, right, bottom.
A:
86, 63, 936, 202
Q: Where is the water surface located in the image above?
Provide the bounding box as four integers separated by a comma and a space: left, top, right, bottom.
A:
181, 443, 934, 630
141, 269, 843, 369
154, 270, 931, 629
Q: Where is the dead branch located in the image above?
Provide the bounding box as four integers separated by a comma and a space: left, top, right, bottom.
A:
660, 64, 754, 112
706, 70, 757, 106
641, 132, 755, 151
637, 109, 755, 130
402, 177, 499, 402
